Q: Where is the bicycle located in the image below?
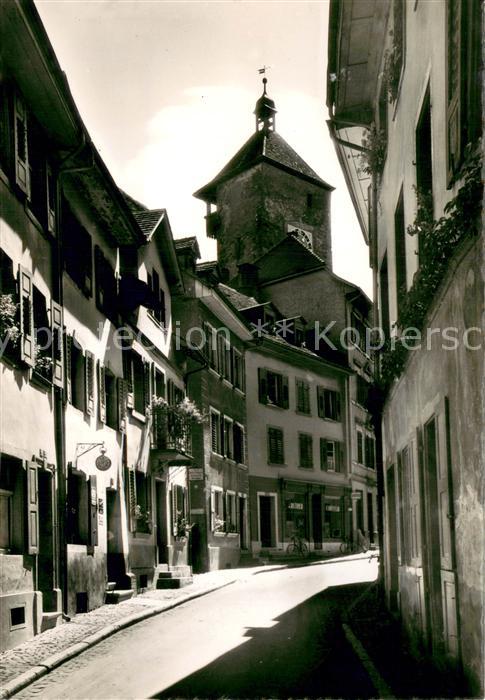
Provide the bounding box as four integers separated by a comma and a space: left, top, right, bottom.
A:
286, 534, 309, 557
340, 530, 370, 554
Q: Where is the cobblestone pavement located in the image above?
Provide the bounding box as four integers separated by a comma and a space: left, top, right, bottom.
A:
0, 566, 273, 692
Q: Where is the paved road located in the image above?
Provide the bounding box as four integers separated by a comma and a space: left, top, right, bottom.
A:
14, 558, 378, 699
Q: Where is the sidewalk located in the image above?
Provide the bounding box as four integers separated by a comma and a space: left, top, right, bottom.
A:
0, 566, 276, 699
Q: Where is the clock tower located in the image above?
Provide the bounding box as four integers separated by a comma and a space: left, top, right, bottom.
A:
193, 81, 334, 281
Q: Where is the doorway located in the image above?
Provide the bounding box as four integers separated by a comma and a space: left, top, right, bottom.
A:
106, 488, 125, 585
367, 492, 374, 543
386, 465, 399, 611
259, 495, 276, 548
238, 496, 247, 549
156, 480, 168, 564
38, 470, 55, 611
312, 494, 322, 549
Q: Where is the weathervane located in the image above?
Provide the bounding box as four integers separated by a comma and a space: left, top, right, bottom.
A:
258, 65, 271, 92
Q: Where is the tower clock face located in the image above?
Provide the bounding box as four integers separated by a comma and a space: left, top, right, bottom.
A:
287, 224, 313, 251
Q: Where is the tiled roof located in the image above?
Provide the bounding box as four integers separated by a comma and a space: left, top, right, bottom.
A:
255, 235, 326, 285
121, 190, 148, 214
217, 283, 259, 310
174, 236, 198, 251
196, 260, 218, 272
194, 130, 333, 202
133, 209, 165, 238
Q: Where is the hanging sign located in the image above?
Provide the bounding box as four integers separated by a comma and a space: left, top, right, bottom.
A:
95, 454, 112, 472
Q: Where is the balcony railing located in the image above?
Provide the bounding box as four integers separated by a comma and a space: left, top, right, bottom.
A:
151, 407, 192, 458
205, 211, 221, 239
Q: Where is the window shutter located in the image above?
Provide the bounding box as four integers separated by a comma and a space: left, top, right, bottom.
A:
97, 361, 106, 424
14, 92, 29, 196
123, 351, 134, 408
335, 442, 343, 473
85, 351, 95, 416
26, 461, 39, 554
320, 438, 327, 470
50, 300, 64, 388
117, 377, 128, 432
160, 289, 166, 326
143, 361, 151, 411
258, 368, 268, 404
210, 489, 216, 530
446, 0, 463, 183
18, 265, 34, 366
335, 392, 341, 421
88, 475, 98, 547
241, 354, 246, 393
167, 379, 174, 406
282, 375, 289, 409
220, 415, 225, 456
211, 413, 218, 453
317, 387, 324, 418
64, 334, 72, 403
127, 467, 137, 532
46, 163, 56, 234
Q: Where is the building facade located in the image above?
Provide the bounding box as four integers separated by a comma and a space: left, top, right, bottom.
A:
328, 0, 483, 693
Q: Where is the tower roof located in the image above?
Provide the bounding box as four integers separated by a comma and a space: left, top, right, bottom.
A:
194, 129, 334, 203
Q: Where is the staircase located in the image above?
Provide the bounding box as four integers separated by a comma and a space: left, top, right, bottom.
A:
105, 580, 135, 604
155, 564, 193, 589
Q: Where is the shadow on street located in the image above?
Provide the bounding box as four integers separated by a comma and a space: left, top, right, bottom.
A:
152, 581, 376, 699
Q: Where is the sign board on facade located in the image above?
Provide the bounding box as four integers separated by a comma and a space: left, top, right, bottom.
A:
189, 468, 204, 481
351, 491, 362, 500
325, 505, 340, 512
96, 454, 112, 472
288, 502, 304, 511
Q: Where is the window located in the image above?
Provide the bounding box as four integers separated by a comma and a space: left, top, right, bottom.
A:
67, 469, 89, 545
415, 87, 433, 261
357, 429, 364, 464
105, 370, 118, 430
226, 492, 237, 533
379, 253, 390, 340
267, 427, 284, 465
365, 435, 376, 470
258, 369, 289, 409
32, 286, 50, 379
324, 498, 342, 539
211, 487, 224, 532
124, 351, 150, 415
95, 246, 118, 320
204, 323, 218, 370
69, 340, 85, 412
153, 368, 166, 399
350, 312, 369, 354
317, 387, 341, 421
233, 423, 245, 464
0, 455, 23, 553
148, 269, 166, 326
296, 379, 311, 414
210, 410, 222, 455
135, 471, 151, 534
62, 199, 92, 297
356, 376, 370, 409
298, 433, 313, 469
446, 0, 481, 183
394, 189, 407, 316
223, 417, 233, 459
14, 92, 29, 196
320, 439, 343, 472
232, 348, 245, 392
171, 484, 187, 536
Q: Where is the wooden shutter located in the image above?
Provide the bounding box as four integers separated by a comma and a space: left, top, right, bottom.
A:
160, 289, 166, 326
123, 351, 134, 408
97, 361, 106, 424
84, 351, 95, 416
88, 475, 98, 547
335, 442, 343, 473
334, 392, 341, 420
281, 375, 289, 409
320, 438, 327, 470
46, 163, 56, 234
117, 377, 128, 432
437, 401, 453, 571
317, 387, 324, 418
26, 461, 39, 554
64, 334, 72, 403
167, 379, 174, 406
50, 301, 64, 388
14, 92, 29, 195
409, 441, 421, 565
446, 0, 463, 183
18, 266, 34, 366
143, 361, 151, 411
127, 467, 137, 532
258, 368, 268, 404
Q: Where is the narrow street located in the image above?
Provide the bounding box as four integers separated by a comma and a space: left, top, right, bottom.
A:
13, 558, 378, 699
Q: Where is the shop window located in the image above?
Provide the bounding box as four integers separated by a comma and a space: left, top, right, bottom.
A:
296, 379, 311, 414
233, 423, 245, 464
267, 426, 284, 465
317, 387, 341, 421
258, 369, 289, 408
324, 499, 342, 539
298, 433, 313, 469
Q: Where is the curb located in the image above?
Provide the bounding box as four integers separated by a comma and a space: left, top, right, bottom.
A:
342, 622, 394, 699
0, 580, 236, 699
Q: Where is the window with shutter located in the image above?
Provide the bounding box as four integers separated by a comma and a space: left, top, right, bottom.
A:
233, 423, 245, 464
46, 163, 56, 235
217, 333, 226, 377
223, 417, 233, 459
296, 379, 311, 414
258, 368, 268, 404
64, 334, 72, 403
97, 361, 106, 423
85, 351, 95, 416
143, 361, 152, 411
210, 410, 221, 454
320, 438, 327, 470
14, 92, 29, 196
18, 266, 34, 366
117, 377, 128, 432
357, 429, 364, 463
298, 433, 313, 469
127, 467, 137, 532
26, 461, 39, 554
267, 427, 284, 464
88, 475, 98, 548
51, 301, 64, 388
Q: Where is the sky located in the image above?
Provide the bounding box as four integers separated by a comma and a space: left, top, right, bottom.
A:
34, 0, 372, 297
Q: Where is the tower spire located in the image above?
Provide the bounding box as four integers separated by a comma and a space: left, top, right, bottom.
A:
254, 69, 276, 132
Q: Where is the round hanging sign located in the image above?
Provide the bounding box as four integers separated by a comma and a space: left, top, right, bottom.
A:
95, 454, 112, 472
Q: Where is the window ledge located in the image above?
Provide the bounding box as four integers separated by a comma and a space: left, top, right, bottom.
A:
130, 409, 147, 423
268, 462, 286, 468
208, 367, 220, 379
295, 410, 312, 417
262, 402, 287, 411
30, 370, 52, 391
234, 387, 246, 397
298, 465, 314, 470
221, 378, 233, 388
148, 314, 168, 334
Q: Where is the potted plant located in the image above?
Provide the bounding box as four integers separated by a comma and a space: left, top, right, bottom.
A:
133, 504, 152, 533
213, 516, 225, 533
0, 294, 20, 360
174, 512, 193, 539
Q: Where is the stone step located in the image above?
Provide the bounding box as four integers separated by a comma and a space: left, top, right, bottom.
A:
157, 571, 176, 579
106, 581, 117, 592
156, 576, 193, 590
169, 565, 192, 577
105, 589, 135, 604
41, 611, 63, 632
